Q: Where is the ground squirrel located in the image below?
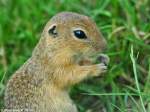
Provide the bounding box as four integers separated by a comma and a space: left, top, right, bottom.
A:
4, 12, 109, 112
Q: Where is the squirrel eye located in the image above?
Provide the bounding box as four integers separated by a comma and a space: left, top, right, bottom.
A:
73, 30, 87, 39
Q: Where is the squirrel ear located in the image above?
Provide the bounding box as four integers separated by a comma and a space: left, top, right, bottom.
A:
48, 24, 57, 37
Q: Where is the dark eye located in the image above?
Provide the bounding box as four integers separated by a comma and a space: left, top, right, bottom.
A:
73, 30, 87, 39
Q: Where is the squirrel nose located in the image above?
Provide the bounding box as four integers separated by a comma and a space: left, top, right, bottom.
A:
95, 44, 107, 51
95, 47, 106, 52
94, 39, 107, 51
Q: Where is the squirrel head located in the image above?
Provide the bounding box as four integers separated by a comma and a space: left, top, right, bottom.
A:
34, 12, 107, 66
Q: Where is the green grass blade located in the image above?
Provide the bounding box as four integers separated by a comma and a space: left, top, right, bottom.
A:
130, 45, 146, 112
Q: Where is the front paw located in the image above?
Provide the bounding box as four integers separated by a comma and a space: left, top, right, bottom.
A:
91, 63, 108, 77
97, 63, 107, 73
91, 54, 109, 77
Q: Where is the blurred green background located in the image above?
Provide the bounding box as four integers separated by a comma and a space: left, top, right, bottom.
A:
0, 0, 150, 111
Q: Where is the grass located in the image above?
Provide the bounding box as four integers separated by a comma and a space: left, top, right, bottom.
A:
130, 45, 146, 112
0, 0, 150, 111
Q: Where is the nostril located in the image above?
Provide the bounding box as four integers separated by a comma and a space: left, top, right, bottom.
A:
94, 44, 107, 51
94, 38, 107, 51
101, 39, 107, 51
95, 45, 101, 51
101, 45, 107, 51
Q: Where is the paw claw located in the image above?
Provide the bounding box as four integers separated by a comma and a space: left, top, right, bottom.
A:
97, 63, 107, 73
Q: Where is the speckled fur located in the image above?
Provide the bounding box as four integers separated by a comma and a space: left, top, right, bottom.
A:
4, 12, 108, 112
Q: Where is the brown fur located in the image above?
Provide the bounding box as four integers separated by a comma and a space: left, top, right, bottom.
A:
4, 12, 109, 112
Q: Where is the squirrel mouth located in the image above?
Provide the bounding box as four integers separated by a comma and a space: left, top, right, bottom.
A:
78, 59, 93, 66
78, 54, 109, 66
